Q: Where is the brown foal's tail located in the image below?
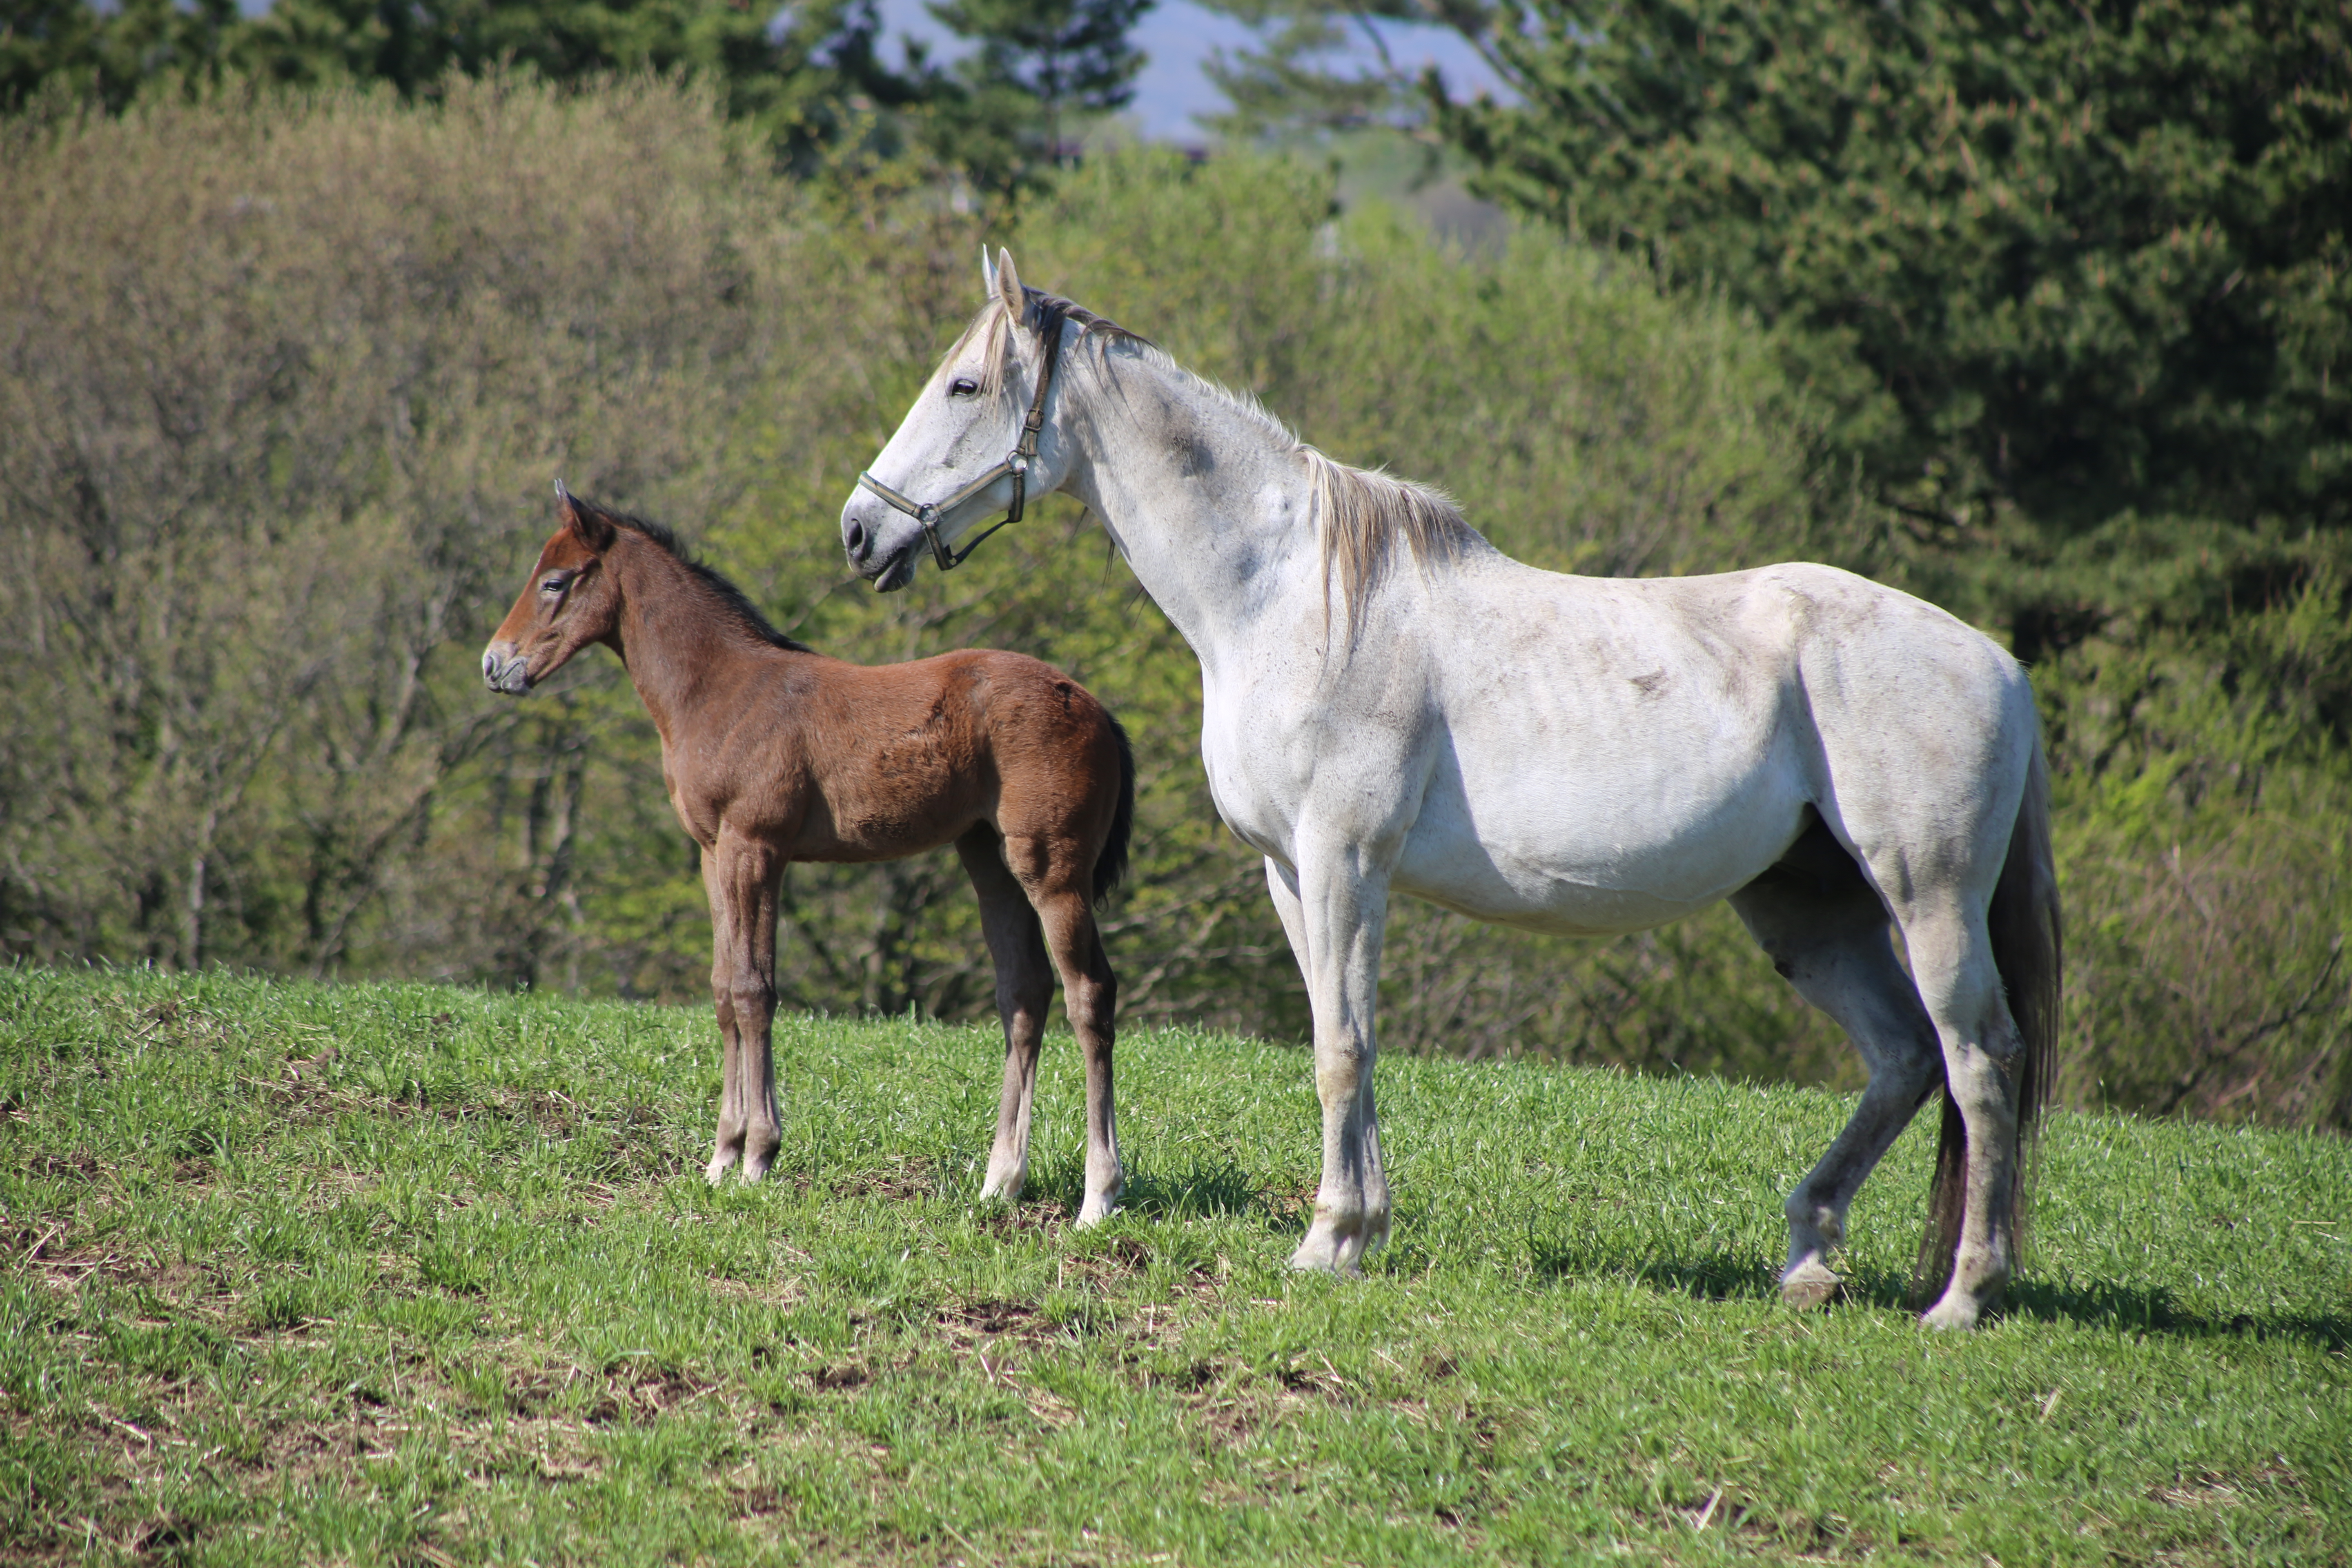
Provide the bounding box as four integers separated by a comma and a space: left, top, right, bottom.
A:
1091, 713, 1136, 908
1915, 729, 2063, 1307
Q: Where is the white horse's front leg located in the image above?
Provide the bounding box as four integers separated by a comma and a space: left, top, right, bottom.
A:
1273, 848, 1394, 1275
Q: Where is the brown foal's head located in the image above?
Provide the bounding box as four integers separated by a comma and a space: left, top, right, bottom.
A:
481, 483, 624, 696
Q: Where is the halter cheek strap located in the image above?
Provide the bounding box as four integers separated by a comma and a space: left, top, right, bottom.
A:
858, 299, 1072, 573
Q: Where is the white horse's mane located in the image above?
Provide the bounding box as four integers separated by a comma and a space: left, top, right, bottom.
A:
948, 291, 1484, 620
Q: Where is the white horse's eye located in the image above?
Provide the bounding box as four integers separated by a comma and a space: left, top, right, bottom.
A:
949, 376, 979, 397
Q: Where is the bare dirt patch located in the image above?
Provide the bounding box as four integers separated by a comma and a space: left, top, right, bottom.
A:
586, 1360, 719, 1427
973, 1200, 1070, 1237
831, 1158, 940, 1203
938, 1298, 1050, 1341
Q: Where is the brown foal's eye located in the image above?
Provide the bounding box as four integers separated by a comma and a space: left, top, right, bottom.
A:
541, 575, 568, 596
949, 376, 980, 397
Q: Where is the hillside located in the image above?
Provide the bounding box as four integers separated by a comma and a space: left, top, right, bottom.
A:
3, 969, 2345, 1563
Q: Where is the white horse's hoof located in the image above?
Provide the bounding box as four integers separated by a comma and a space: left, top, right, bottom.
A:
1288, 1248, 1359, 1277
1920, 1296, 1982, 1332
1288, 1224, 1368, 1276
1780, 1262, 1842, 1311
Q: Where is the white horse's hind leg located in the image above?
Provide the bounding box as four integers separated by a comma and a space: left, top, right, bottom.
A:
1900, 901, 2027, 1331
1730, 841, 1942, 1307
1272, 851, 1394, 1275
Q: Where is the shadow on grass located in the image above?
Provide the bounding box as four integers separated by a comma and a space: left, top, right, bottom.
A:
1527, 1235, 1783, 1305
1025, 1154, 1309, 1231
1527, 1236, 2352, 1350
2002, 1276, 2351, 1351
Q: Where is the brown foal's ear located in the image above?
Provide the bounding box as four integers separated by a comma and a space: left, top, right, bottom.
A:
553, 478, 617, 552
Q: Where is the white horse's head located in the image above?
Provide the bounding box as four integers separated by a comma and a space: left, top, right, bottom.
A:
841, 248, 1074, 592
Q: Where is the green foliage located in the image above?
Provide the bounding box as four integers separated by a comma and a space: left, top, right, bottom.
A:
2031, 543, 2352, 1128
0, 76, 856, 982
236, 0, 932, 163
0, 0, 1167, 188
1434, 0, 2352, 546
3, 969, 2347, 1561
0, 0, 944, 171
1194, 0, 1417, 138
926, 0, 1156, 196
1189, 0, 1501, 140
0, 0, 244, 114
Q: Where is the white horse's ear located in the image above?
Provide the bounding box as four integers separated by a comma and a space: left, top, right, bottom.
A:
980, 245, 998, 297
995, 247, 1023, 318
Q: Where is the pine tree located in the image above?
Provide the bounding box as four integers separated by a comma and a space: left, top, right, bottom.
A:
3, 0, 243, 114
1433, 0, 2352, 555
3, 0, 938, 169
926, 0, 1155, 194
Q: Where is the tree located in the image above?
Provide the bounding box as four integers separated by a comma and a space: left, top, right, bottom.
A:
1192, 0, 1490, 140
1192, 2, 2352, 579
924, 0, 1155, 194
2, 0, 940, 168
2, 0, 243, 114
1432, 0, 2352, 565
240, 0, 938, 161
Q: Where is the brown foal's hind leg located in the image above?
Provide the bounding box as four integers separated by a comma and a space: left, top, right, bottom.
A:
1063, 915, 1123, 1226
956, 826, 1054, 1205
1007, 834, 1122, 1227
706, 829, 786, 1183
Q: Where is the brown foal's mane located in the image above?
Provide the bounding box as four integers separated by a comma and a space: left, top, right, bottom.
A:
605, 508, 813, 654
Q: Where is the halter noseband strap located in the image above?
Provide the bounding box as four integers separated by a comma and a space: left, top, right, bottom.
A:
857, 298, 1072, 574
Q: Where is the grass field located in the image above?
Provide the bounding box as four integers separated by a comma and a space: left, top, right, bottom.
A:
2, 967, 2346, 1565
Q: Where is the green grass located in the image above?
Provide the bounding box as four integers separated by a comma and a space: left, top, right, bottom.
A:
2, 968, 2346, 1565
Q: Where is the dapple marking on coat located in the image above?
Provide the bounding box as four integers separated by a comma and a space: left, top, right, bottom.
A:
838, 251, 2060, 1329
483, 484, 1136, 1222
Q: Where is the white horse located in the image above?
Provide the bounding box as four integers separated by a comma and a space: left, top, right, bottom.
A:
839, 252, 2060, 1329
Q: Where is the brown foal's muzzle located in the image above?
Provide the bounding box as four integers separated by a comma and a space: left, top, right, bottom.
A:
481, 643, 531, 695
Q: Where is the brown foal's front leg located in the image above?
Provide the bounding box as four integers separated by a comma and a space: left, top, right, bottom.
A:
701, 845, 743, 1184
956, 826, 1054, 1205
704, 829, 785, 1183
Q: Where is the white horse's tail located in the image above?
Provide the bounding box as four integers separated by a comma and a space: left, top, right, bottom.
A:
1915, 730, 2063, 1305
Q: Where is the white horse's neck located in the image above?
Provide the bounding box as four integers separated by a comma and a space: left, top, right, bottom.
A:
1053, 341, 1325, 669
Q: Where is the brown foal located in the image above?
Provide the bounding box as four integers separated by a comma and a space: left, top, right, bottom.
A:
482, 485, 1135, 1222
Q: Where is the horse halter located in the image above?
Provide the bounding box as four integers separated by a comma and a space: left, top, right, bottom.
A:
857, 299, 1072, 574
